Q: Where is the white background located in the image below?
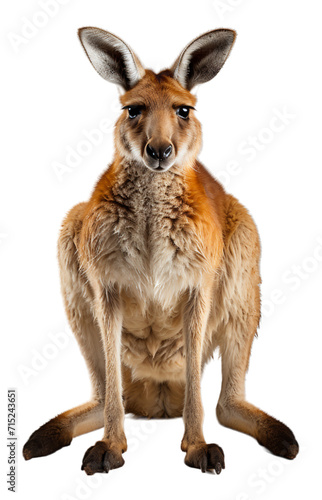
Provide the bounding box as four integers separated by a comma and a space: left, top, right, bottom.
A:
1, 0, 322, 499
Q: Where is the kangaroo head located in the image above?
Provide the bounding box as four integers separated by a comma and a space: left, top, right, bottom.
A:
78, 27, 236, 172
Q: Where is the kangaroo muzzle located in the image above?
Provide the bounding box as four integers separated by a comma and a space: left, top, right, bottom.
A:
144, 140, 174, 171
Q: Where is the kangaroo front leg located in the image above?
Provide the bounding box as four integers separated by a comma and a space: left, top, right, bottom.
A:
82, 283, 127, 475
181, 287, 225, 474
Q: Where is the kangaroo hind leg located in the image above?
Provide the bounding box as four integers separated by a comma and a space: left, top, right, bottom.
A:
215, 198, 299, 459
23, 203, 105, 460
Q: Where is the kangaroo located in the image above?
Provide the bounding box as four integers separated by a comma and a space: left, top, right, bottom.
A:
23, 27, 299, 474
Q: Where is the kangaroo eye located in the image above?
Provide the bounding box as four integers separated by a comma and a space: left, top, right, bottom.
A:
127, 106, 142, 119
176, 106, 190, 119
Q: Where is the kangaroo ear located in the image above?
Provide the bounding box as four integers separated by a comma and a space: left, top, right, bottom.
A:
171, 29, 236, 90
78, 27, 145, 90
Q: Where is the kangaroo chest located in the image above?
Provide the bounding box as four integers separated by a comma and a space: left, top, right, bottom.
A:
100, 164, 207, 301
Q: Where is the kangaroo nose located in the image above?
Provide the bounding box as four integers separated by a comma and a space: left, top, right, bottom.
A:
146, 143, 158, 160
162, 144, 172, 159
146, 143, 172, 161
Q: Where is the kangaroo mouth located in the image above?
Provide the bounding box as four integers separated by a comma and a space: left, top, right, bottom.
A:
143, 156, 175, 173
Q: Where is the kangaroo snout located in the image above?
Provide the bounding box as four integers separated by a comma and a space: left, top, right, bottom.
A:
145, 141, 173, 171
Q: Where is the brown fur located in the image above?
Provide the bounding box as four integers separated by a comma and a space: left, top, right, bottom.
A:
23, 28, 298, 473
